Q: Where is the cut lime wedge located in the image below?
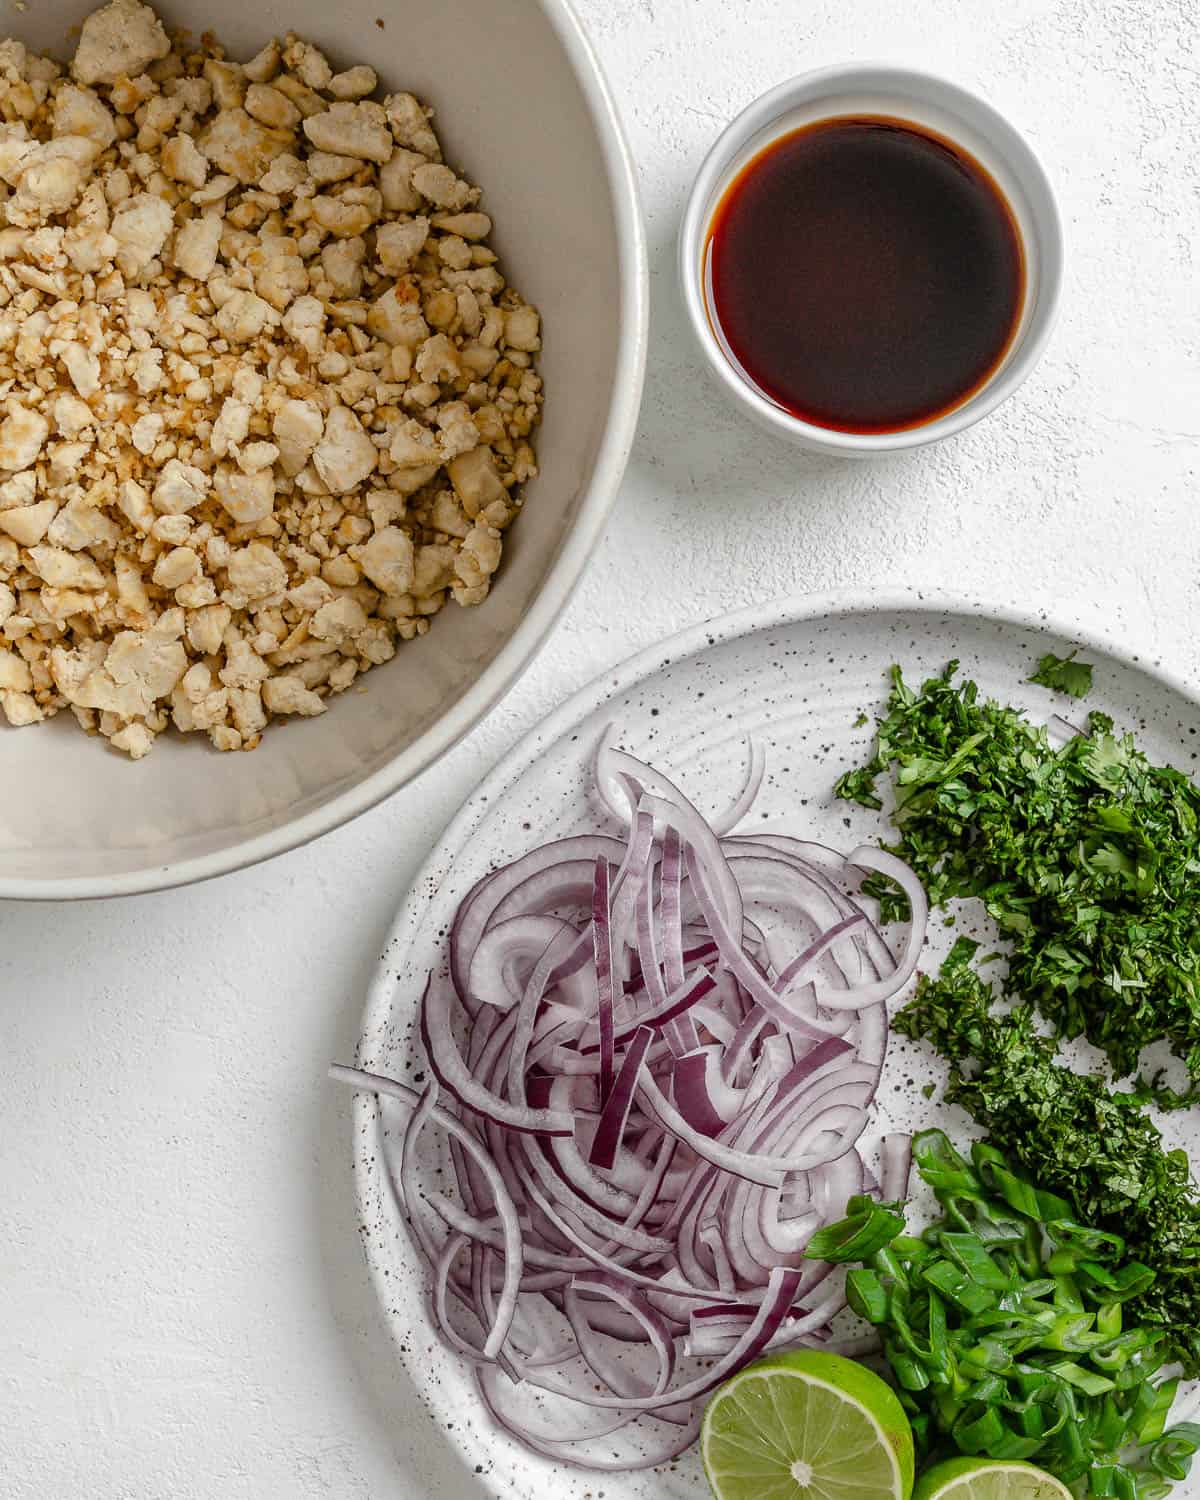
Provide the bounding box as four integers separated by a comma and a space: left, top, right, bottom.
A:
701, 1349, 915, 1500
913, 1458, 1072, 1500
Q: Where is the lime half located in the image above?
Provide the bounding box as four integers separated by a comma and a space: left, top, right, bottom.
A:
701, 1349, 915, 1500
913, 1458, 1072, 1500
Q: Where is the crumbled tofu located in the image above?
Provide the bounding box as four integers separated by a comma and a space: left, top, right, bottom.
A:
227, 541, 287, 599
54, 85, 117, 150
379, 148, 425, 213
273, 397, 323, 476
161, 132, 208, 188
0, 402, 48, 470
213, 288, 277, 343
109, 720, 154, 758
313, 404, 377, 494
61, 344, 101, 399
2, 690, 43, 726
367, 286, 427, 346
53, 393, 94, 437
281, 293, 324, 354
411, 162, 476, 211
376, 216, 429, 275
199, 107, 292, 184
244, 83, 301, 131
259, 151, 306, 193
263, 673, 326, 716
73, 0, 170, 87
0, 648, 33, 691
505, 304, 542, 352
110, 192, 173, 278
28, 544, 105, 590
117, 478, 154, 532
152, 546, 200, 589
0, 2, 541, 759
328, 65, 377, 101
384, 92, 441, 159
172, 214, 221, 279
152, 459, 209, 515
303, 102, 393, 163
214, 466, 274, 523
448, 445, 507, 517
131, 412, 163, 455
305, 150, 358, 185
283, 38, 332, 91
357, 525, 414, 596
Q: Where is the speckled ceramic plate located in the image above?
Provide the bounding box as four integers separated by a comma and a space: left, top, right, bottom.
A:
351, 588, 1200, 1498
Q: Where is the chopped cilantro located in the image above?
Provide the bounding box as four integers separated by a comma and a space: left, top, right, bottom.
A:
896, 955, 1200, 1375
1030, 649, 1095, 698
838, 663, 1200, 1087
833, 765, 882, 810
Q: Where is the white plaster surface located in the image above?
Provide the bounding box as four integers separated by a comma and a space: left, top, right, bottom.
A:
2, 1, 1198, 1495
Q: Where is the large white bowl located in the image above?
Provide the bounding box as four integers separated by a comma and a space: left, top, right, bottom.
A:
0, 0, 647, 899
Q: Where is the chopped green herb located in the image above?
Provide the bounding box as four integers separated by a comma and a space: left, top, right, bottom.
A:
822, 1130, 1196, 1489
895, 954, 1200, 1375
834, 764, 882, 810
1030, 650, 1095, 698
836, 662, 1200, 1087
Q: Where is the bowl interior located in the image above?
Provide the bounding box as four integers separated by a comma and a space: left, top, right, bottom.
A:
0, 0, 635, 893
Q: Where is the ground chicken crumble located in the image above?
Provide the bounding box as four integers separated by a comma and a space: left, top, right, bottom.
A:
0, 0, 542, 757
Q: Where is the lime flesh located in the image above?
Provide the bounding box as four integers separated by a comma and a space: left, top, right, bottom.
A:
912, 1459, 1072, 1500
701, 1349, 915, 1500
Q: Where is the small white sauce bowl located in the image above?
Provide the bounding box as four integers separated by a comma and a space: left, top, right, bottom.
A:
679, 64, 1065, 456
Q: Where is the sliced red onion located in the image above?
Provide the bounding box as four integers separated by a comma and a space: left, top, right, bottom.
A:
592, 856, 616, 1105
576, 967, 717, 1054
421, 976, 576, 1137
334, 738, 927, 1469
809, 847, 928, 1010
589, 1026, 653, 1170
450, 836, 624, 998
466, 915, 579, 1011
880, 1131, 914, 1202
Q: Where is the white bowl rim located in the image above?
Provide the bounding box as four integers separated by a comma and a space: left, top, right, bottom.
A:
678, 62, 1065, 455
3, 0, 650, 904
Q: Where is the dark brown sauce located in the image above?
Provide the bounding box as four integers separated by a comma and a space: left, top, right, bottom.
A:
706, 116, 1026, 433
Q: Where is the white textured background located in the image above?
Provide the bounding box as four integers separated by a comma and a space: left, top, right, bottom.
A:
3, 1, 1198, 1495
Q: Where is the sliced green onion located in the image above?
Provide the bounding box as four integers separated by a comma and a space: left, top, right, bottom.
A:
803, 1194, 905, 1263
1077, 1259, 1157, 1304
846, 1267, 890, 1325
1132, 1377, 1180, 1445
1040, 1310, 1101, 1352
922, 1257, 998, 1316
939, 1232, 1011, 1290
913, 1130, 981, 1199
1045, 1219, 1126, 1263
1146, 1423, 1200, 1482
1048, 1360, 1116, 1397
830, 1133, 1183, 1492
